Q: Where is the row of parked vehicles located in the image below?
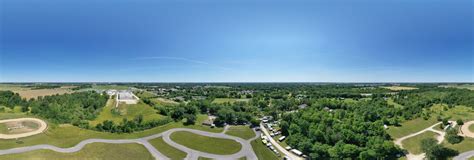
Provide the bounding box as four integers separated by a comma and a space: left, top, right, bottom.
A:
262, 116, 307, 160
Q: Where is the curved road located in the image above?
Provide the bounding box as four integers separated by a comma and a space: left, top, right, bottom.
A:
0, 127, 260, 160
454, 150, 474, 160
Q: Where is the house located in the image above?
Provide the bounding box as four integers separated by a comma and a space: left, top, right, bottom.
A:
202, 115, 216, 127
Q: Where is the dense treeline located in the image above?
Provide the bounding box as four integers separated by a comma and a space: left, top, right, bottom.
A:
94, 115, 172, 133
29, 91, 108, 123
280, 99, 402, 159
0, 91, 27, 108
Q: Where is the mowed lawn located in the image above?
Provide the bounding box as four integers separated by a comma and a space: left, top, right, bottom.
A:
225, 125, 256, 140
401, 131, 439, 154
0, 123, 8, 134
170, 131, 242, 155
251, 139, 280, 160
89, 99, 164, 126
0, 143, 154, 160
0, 113, 223, 150
212, 98, 250, 104
149, 137, 187, 159
445, 137, 474, 153
387, 117, 438, 139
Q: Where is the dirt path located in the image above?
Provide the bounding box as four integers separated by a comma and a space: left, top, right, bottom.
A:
393, 121, 453, 160
460, 121, 474, 138
0, 118, 47, 139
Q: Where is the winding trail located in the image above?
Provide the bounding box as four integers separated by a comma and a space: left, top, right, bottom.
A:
393, 122, 448, 160
0, 126, 260, 160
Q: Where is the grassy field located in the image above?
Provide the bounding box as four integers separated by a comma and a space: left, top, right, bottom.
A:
151, 98, 179, 106
212, 98, 250, 104
149, 137, 187, 159
170, 131, 242, 155
0, 113, 222, 150
225, 125, 255, 140
0, 142, 154, 160
0, 106, 24, 114
382, 86, 418, 91
92, 85, 130, 90
387, 98, 404, 109
430, 104, 474, 121
445, 137, 474, 153
89, 99, 164, 126
470, 124, 474, 132
251, 139, 280, 160
0, 123, 8, 134
401, 131, 439, 154
387, 117, 438, 139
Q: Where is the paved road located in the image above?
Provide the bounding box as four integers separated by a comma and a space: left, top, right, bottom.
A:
0, 126, 260, 160
454, 150, 474, 160
159, 127, 258, 160
0, 138, 170, 160
0, 118, 48, 139
260, 123, 303, 160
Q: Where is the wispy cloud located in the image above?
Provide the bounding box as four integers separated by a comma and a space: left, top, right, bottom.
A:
133, 56, 233, 71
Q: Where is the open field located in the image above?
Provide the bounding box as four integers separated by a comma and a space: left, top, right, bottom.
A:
440, 84, 474, 90
251, 139, 280, 160
212, 98, 250, 104
0, 84, 76, 99
382, 86, 418, 91
0, 85, 74, 99
0, 114, 222, 150
89, 99, 164, 126
225, 125, 255, 140
387, 117, 438, 139
92, 85, 130, 90
470, 124, 474, 132
170, 131, 242, 155
149, 137, 187, 159
0, 142, 154, 160
401, 131, 439, 154
430, 104, 474, 121
151, 98, 179, 106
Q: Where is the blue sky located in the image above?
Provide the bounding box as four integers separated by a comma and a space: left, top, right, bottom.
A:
0, 0, 472, 82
